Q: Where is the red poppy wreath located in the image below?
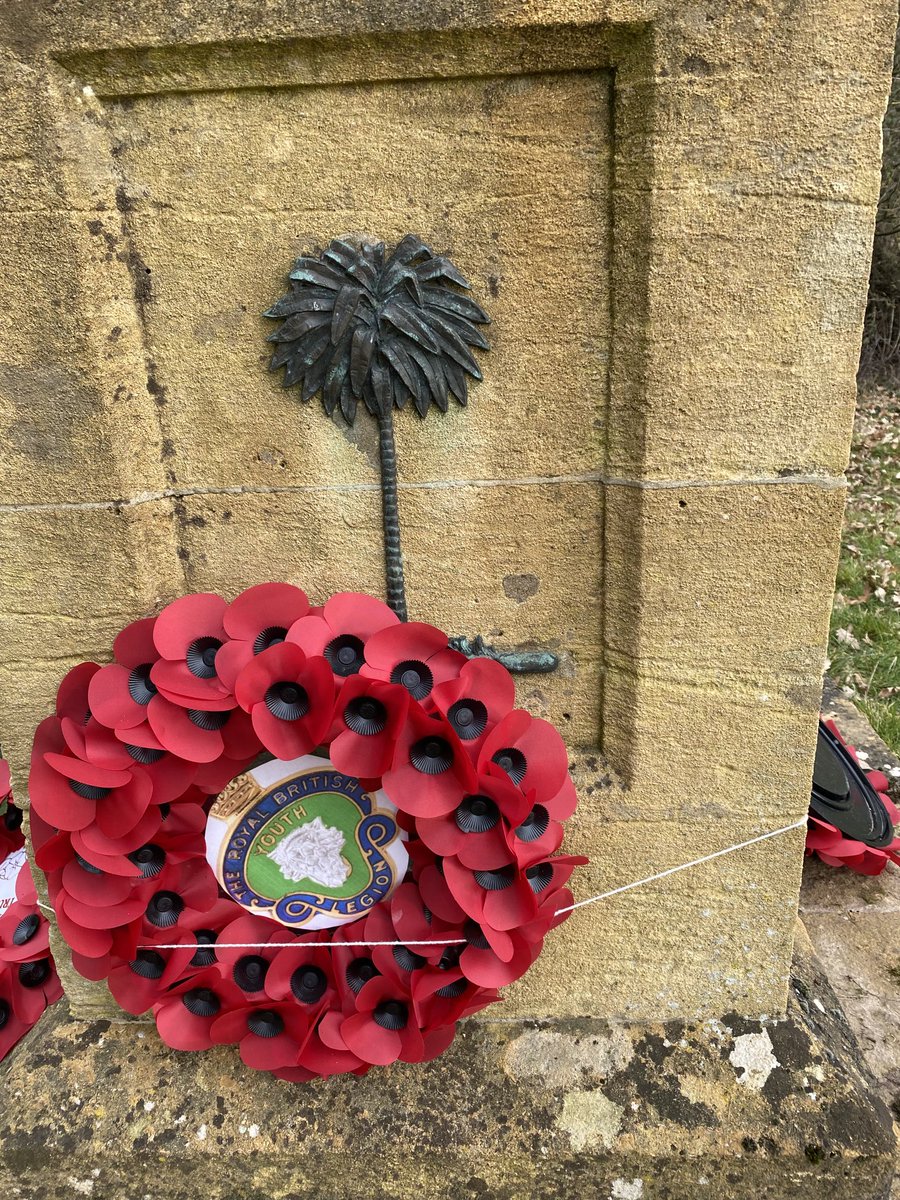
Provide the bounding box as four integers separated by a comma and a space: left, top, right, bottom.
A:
28, 584, 585, 1080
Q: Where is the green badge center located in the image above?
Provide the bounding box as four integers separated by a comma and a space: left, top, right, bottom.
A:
205, 754, 408, 930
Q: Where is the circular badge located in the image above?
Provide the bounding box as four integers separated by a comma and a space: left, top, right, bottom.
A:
205, 755, 408, 930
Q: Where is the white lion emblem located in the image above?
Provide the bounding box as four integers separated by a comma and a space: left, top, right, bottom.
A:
267, 817, 350, 889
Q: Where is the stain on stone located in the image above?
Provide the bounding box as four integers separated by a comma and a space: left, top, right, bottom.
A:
766, 1021, 812, 1071
682, 54, 714, 76
502, 573, 539, 603
333, 409, 380, 473
0, 362, 101, 463
488, 274, 501, 298
257, 447, 287, 469
146, 372, 168, 408
161, 437, 176, 459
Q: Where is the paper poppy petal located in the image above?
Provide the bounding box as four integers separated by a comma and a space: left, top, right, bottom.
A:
88, 664, 151, 731
224, 582, 309, 641
153, 593, 227, 660
156, 1002, 219, 1051
340, 1013, 402, 1065
148, 698, 224, 764
56, 662, 100, 724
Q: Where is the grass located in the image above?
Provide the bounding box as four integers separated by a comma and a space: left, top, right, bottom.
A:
828, 386, 900, 753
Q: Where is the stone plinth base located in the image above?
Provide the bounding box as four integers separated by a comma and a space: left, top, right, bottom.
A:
0, 928, 893, 1200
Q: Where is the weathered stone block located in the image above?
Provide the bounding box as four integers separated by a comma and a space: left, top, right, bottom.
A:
0, 932, 893, 1199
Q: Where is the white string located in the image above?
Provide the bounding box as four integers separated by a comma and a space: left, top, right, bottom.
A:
35, 819, 807, 950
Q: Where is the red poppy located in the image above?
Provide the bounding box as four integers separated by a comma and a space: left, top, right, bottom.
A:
234, 642, 334, 759
146, 592, 235, 708
88, 618, 163, 732
807, 813, 900, 874
443, 855, 538, 932
382, 705, 477, 819
0, 874, 50, 967
477, 710, 571, 808
148, 696, 259, 765
430, 658, 516, 753
73, 717, 199, 808
389, 881, 465, 968
361, 621, 465, 703
412, 966, 499, 1029
416, 768, 532, 869
215, 582, 310, 690
211, 1000, 318, 1071
0, 972, 38, 1062
264, 937, 338, 1011
109, 941, 200, 1015
406, 841, 467, 924
288, 591, 398, 682
30, 717, 154, 844
154, 968, 246, 1051
56, 661, 100, 725
0, 759, 24, 861
10, 950, 63, 1026
211, 913, 286, 999
338, 975, 428, 1066
300, 1011, 369, 1077
329, 676, 409, 779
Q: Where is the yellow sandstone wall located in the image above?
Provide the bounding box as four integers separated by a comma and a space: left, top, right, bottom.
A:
0, 1, 893, 1020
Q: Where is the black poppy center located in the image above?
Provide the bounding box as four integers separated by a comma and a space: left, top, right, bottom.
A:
325, 634, 365, 677
4, 806, 22, 832
436, 977, 468, 998
182, 988, 220, 1018
128, 663, 158, 706
18, 959, 50, 989
464, 920, 490, 949
344, 695, 388, 736
491, 746, 527, 785
447, 699, 488, 740
146, 891, 184, 928
186, 636, 222, 680
234, 955, 269, 992
392, 945, 427, 973
291, 965, 328, 1004
391, 659, 434, 700
373, 1000, 408, 1030
439, 946, 462, 971
455, 794, 500, 834
474, 865, 516, 892
526, 862, 554, 893
247, 1009, 284, 1039
190, 930, 218, 967
74, 854, 102, 875
515, 805, 550, 843
265, 682, 310, 722
187, 708, 231, 731
0, 1000, 8, 1029
254, 625, 288, 654
129, 950, 166, 980
410, 736, 453, 776
128, 844, 166, 878
124, 743, 166, 765
12, 913, 40, 946
68, 779, 112, 801
346, 957, 379, 994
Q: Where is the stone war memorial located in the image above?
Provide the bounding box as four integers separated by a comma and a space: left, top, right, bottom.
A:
0, 1, 896, 1197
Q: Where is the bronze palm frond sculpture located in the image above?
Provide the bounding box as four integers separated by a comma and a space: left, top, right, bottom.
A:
265, 235, 489, 623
